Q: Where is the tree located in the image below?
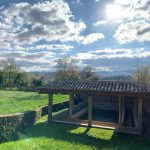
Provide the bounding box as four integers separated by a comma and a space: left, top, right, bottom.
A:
14, 72, 30, 87
1, 56, 19, 86
54, 56, 100, 81
133, 65, 150, 88
80, 66, 100, 81
31, 78, 43, 87
55, 55, 80, 81
0, 71, 3, 86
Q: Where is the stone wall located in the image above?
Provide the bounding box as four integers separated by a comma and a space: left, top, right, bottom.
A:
0, 100, 70, 142
0, 107, 42, 142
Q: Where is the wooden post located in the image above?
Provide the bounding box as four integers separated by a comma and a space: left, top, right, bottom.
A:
138, 98, 142, 130
88, 95, 92, 126
121, 97, 125, 124
118, 96, 124, 125
134, 98, 138, 128
69, 94, 74, 117
48, 94, 53, 122
119, 96, 122, 125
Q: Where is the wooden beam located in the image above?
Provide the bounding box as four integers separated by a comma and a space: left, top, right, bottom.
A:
88, 95, 92, 126
138, 98, 142, 130
116, 125, 142, 135
69, 94, 74, 117
53, 110, 68, 120
48, 94, 53, 122
71, 107, 88, 119
72, 100, 87, 114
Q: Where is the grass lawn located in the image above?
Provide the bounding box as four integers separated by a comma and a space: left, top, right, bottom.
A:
0, 115, 150, 150
0, 90, 69, 115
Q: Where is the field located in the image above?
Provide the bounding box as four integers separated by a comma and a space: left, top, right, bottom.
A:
0, 90, 69, 115
1, 115, 150, 150
0, 90, 150, 150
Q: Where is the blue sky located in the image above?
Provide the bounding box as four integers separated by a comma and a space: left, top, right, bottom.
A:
0, 0, 150, 75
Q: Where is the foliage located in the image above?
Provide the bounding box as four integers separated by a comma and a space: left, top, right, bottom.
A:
133, 65, 150, 88
31, 78, 43, 87
80, 66, 99, 81
0, 57, 30, 88
55, 55, 80, 81
14, 72, 30, 87
55, 55, 99, 81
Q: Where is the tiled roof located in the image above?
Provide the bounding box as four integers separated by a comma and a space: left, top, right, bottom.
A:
39, 81, 150, 96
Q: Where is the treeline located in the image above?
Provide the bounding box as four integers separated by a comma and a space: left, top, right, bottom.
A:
0, 56, 99, 89
0, 56, 150, 89
0, 57, 45, 89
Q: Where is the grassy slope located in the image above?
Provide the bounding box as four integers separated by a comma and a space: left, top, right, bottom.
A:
0, 116, 150, 150
0, 90, 69, 115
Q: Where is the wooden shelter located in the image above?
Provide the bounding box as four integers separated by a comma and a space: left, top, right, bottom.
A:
39, 81, 150, 135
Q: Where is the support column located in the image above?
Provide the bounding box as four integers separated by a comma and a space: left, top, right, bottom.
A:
122, 97, 125, 124
118, 96, 125, 126
88, 95, 92, 126
118, 96, 124, 125
48, 94, 53, 122
119, 96, 122, 125
138, 98, 142, 130
69, 94, 74, 117
134, 98, 138, 128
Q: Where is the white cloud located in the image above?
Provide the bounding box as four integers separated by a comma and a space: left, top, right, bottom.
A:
76, 48, 150, 60
79, 33, 104, 45
94, 66, 112, 72
114, 20, 150, 44
106, 0, 150, 21
0, 42, 11, 49
0, 0, 86, 45
93, 20, 106, 27
27, 44, 74, 51
108, 0, 150, 44
95, 0, 100, 2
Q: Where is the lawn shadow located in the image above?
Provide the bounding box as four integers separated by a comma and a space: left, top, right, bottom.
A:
17, 122, 150, 150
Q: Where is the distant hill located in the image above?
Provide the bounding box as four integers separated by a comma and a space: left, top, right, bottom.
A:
28, 70, 133, 82
28, 72, 56, 81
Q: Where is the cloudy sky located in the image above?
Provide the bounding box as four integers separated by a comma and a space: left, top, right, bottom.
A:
0, 0, 150, 74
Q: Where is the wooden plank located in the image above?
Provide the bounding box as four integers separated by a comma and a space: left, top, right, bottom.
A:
73, 100, 87, 113
116, 125, 142, 135
48, 94, 53, 122
88, 95, 92, 125
53, 119, 117, 130
71, 107, 88, 119
53, 110, 68, 120
69, 94, 74, 117
138, 98, 142, 130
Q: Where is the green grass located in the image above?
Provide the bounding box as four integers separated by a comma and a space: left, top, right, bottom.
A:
0, 116, 150, 150
0, 90, 150, 149
0, 90, 69, 115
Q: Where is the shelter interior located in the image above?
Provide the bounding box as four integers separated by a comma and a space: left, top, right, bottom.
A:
48, 93, 143, 135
